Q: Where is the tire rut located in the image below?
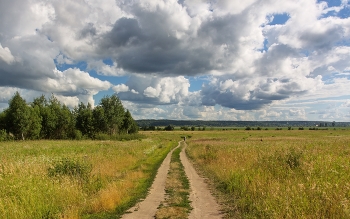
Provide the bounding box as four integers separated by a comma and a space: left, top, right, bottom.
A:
121, 141, 222, 218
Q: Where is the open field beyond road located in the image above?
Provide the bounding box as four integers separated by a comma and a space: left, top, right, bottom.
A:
186, 129, 350, 218
1, 129, 350, 218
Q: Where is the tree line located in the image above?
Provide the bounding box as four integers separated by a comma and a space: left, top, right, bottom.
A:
0, 92, 138, 141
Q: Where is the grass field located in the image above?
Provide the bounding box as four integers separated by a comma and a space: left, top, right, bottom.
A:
186, 129, 350, 218
1, 130, 350, 218
0, 135, 179, 219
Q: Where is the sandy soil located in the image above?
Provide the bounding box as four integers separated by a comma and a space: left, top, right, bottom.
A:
180, 142, 222, 219
121, 141, 222, 219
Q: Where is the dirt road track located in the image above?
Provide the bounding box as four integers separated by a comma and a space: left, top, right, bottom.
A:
180, 142, 222, 219
121, 141, 222, 218
121, 143, 179, 219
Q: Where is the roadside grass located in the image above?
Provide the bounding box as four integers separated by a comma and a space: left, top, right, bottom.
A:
155, 142, 191, 219
0, 139, 176, 219
186, 130, 350, 218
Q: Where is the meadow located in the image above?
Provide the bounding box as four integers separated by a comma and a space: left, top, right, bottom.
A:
1, 129, 350, 218
0, 134, 180, 219
186, 129, 350, 218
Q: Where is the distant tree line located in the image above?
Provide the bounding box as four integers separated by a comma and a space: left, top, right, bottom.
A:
136, 120, 347, 128
0, 92, 138, 141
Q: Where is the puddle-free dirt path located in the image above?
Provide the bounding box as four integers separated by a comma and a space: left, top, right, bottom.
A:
121, 141, 222, 218
180, 142, 222, 219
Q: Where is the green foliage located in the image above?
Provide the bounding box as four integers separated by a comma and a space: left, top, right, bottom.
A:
1, 92, 138, 141
0, 129, 13, 141
99, 94, 125, 135
48, 158, 92, 181
5, 92, 41, 140
122, 110, 138, 134
165, 124, 175, 131
75, 102, 94, 138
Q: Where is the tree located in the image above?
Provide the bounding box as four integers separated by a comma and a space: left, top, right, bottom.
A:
32, 95, 48, 139
122, 110, 138, 134
99, 95, 125, 135
92, 105, 107, 134
0, 111, 6, 130
165, 125, 175, 131
75, 102, 94, 138
26, 105, 42, 139
43, 95, 75, 139
5, 92, 32, 140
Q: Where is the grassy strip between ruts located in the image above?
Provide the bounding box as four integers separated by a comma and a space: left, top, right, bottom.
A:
155, 142, 192, 219
186, 130, 350, 219
0, 139, 177, 219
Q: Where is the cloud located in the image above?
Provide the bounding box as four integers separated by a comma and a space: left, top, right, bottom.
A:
42, 68, 112, 106
200, 75, 323, 110
117, 75, 190, 104
113, 84, 129, 93
0, 0, 350, 120
0, 44, 15, 64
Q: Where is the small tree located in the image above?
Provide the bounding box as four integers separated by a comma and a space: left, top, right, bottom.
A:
122, 110, 138, 134
5, 92, 32, 140
165, 125, 175, 131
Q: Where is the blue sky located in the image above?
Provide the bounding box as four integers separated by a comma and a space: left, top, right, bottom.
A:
0, 0, 350, 121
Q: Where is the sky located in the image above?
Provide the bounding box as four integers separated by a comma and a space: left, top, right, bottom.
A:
0, 0, 350, 121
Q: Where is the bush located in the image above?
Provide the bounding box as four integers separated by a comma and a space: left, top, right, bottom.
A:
0, 129, 13, 141
48, 158, 92, 182
0, 129, 8, 141
285, 148, 302, 169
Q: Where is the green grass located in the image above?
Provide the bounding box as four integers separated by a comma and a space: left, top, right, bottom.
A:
186, 130, 350, 218
0, 139, 176, 219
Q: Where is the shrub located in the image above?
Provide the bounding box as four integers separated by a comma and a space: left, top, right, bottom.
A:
285, 148, 302, 169
0, 129, 8, 141
48, 158, 92, 182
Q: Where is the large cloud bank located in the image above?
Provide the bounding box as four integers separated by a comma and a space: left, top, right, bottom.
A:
0, 0, 350, 120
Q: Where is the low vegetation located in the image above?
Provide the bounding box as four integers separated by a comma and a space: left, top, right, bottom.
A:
186, 130, 350, 218
2, 129, 350, 218
0, 139, 176, 218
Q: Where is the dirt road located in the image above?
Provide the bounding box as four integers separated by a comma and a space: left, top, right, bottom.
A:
180, 142, 222, 219
121, 141, 222, 219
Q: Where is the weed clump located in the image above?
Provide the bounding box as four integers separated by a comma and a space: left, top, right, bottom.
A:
48, 158, 92, 181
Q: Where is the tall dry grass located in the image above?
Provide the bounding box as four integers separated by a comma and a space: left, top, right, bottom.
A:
186, 130, 350, 218
0, 139, 175, 218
